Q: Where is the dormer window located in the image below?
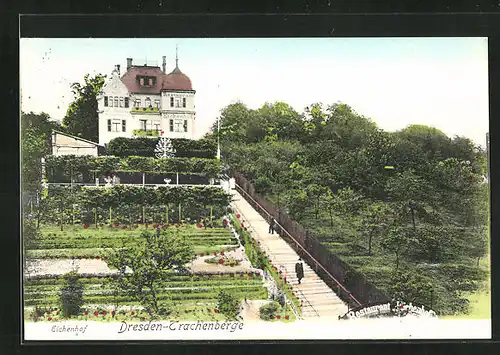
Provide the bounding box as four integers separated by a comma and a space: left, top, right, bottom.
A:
137, 76, 156, 87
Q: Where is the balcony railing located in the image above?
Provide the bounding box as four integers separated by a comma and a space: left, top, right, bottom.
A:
132, 129, 160, 137
131, 106, 160, 113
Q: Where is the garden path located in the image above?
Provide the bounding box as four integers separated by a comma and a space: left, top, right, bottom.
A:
231, 189, 348, 320
25, 258, 118, 277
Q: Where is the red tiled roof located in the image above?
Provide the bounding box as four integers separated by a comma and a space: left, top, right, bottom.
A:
162, 67, 193, 91
120, 65, 193, 94
121, 66, 166, 94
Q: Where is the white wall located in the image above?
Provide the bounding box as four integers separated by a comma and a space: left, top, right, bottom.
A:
98, 70, 196, 144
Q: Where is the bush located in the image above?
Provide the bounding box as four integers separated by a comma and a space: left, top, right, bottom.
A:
59, 271, 85, 317
259, 301, 280, 321
216, 289, 240, 319
204, 256, 240, 267
106, 137, 217, 158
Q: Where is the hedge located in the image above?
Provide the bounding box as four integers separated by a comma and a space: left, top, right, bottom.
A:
40, 185, 231, 226
45, 155, 222, 181
105, 137, 217, 158
46, 185, 231, 208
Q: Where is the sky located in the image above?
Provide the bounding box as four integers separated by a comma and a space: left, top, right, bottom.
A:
20, 37, 489, 147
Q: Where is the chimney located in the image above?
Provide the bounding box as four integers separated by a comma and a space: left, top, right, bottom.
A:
162, 56, 166, 73
126, 58, 133, 69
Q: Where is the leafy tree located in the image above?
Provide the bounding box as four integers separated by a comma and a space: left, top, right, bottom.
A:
359, 202, 392, 255
21, 112, 61, 195
380, 226, 415, 270
385, 170, 434, 232
216, 289, 240, 320
213, 101, 252, 144
388, 271, 434, 307
62, 73, 106, 142
107, 229, 193, 318
307, 184, 328, 219
284, 188, 310, 220
59, 271, 85, 318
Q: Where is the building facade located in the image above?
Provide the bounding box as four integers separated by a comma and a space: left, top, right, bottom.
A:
97, 55, 196, 146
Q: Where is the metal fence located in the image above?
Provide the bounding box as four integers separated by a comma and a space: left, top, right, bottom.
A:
233, 171, 390, 308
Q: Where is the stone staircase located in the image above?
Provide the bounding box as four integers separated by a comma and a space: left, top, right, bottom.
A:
231, 189, 349, 320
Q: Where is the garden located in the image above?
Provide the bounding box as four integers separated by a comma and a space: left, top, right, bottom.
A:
23, 130, 300, 323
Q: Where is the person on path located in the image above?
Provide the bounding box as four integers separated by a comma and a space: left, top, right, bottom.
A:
269, 217, 276, 234
295, 258, 304, 284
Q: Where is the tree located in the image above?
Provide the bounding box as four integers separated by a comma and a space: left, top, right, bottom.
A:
107, 229, 193, 318
359, 202, 392, 256
21, 112, 61, 195
155, 137, 175, 158
307, 184, 328, 219
388, 271, 434, 307
59, 271, 85, 318
216, 289, 240, 320
380, 226, 415, 270
62, 73, 106, 142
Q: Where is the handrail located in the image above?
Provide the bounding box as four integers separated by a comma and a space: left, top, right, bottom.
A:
296, 287, 320, 317
235, 183, 362, 307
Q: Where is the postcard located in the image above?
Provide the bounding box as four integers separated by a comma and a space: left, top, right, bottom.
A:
20, 37, 490, 341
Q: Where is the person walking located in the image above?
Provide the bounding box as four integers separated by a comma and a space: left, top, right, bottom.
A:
269, 217, 276, 234
295, 258, 304, 285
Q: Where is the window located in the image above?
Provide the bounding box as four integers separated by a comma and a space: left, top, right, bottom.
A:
145, 97, 151, 107
122, 120, 126, 132
148, 78, 153, 86
170, 97, 174, 107
108, 119, 121, 132
169, 119, 174, 132
154, 99, 160, 108
174, 120, 183, 132
175, 98, 181, 108
140, 120, 147, 131
119, 98, 124, 107
124, 97, 129, 108
182, 98, 186, 108
140, 77, 144, 86
135, 99, 141, 107
183, 120, 188, 132
109, 97, 114, 107
104, 96, 108, 107
114, 97, 118, 107
154, 122, 160, 131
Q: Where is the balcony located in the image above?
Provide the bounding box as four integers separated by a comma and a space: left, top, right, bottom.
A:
132, 129, 161, 137
131, 106, 160, 114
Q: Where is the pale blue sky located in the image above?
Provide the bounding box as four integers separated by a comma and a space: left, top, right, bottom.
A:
20, 38, 489, 146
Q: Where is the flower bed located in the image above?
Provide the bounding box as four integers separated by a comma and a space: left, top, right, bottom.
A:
204, 256, 240, 267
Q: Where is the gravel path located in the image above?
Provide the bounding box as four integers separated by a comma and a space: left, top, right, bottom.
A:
25, 259, 118, 277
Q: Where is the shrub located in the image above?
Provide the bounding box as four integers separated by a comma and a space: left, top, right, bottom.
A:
106, 137, 217, 158
59, 271, 85, 318
259, 301, 280, 321
216, 289, 240, 320
204, 256, 240, 267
